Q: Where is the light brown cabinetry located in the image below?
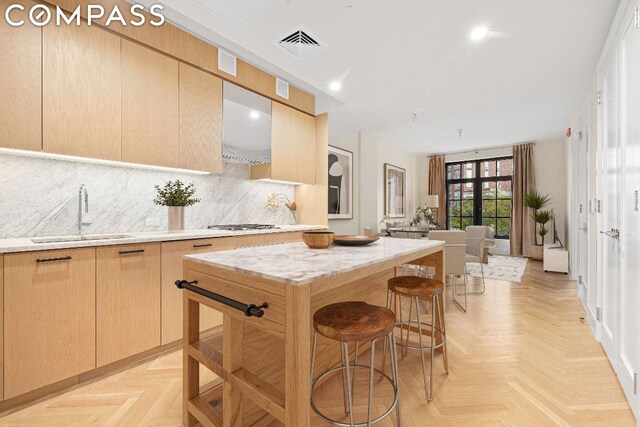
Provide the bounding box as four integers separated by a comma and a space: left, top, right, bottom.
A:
0, 0, 41, 151
43, 24, 122, 160
96, 243, 161, 367
161, 239, 225, 344
3, 248, 96, 399
252, 102, 316, 184
122, 40, 179, 169
179, 63, 223, 173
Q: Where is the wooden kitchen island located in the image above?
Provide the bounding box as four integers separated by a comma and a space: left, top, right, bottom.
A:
179, 238, 445, 427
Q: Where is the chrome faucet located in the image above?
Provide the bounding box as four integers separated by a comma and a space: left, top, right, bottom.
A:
78, 184, 91, 236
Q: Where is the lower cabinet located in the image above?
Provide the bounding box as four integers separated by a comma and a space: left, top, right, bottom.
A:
4, 248, 96, 399
161, 239, 227, 344
96, 243, 161, 367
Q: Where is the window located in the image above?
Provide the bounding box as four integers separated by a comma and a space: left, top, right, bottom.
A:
446, 157, 513, 238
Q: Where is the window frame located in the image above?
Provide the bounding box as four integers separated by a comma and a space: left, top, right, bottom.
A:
445, 156, 513, 239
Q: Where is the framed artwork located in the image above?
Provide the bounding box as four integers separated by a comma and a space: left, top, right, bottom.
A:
328, 146, 353, 219
384, 163, 406, 218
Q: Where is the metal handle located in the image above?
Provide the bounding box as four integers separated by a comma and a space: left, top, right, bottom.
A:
175, 280, 268, 318
37, 256, 72, 263
119, 249, 145, 255
599, 229, 620, 239
193, 243, 213, 248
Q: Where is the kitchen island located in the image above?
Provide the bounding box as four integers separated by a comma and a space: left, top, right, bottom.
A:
180, 237, 445, 427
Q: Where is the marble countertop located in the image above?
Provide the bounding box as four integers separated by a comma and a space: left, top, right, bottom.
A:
0, 225, 326, 254
185, 238, 444, 286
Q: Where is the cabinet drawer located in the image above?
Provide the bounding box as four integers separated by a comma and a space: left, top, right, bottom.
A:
97, 243, 161, 367
4, 248, 96, 399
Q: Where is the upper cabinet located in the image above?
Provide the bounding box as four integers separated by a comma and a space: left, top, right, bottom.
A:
251, 102, 316, 184
179, 63, 223, 173
122, 40, 180, 169
0, 0, 41, 151
43, 24, 122, 160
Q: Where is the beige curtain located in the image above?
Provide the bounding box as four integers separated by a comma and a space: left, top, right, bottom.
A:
510, 143, 536, 256
428, 154, 446, 229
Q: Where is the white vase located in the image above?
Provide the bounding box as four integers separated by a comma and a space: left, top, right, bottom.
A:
168, 206, 185, 232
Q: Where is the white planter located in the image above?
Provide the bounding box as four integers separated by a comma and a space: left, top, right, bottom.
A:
168, 206, 185, 231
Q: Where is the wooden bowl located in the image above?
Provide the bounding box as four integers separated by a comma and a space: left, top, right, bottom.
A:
302, 231, 335, 249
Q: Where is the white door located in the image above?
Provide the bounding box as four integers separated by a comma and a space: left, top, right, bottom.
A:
619, 2, 640, 416
597, 44, 620, 363
579, 111, 596, 320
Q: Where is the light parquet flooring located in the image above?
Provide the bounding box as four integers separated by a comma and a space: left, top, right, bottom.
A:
0, 261, 635, 426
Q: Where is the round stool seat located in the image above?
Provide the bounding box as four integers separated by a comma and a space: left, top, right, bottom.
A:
388, 276, 444, 297
313, 301, 396, 343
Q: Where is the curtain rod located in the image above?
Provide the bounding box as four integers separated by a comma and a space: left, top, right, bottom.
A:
427, 142, 535, 157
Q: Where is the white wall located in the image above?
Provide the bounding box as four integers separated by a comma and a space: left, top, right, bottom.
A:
533, 139, 568, 245
328, 131, 422, 235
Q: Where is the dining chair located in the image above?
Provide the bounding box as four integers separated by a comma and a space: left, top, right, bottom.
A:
428, 230, 468, 312
464, 226, 488, 294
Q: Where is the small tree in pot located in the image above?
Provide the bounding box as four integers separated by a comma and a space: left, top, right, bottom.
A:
154, 180, 200, 231
524, 191, 552, 259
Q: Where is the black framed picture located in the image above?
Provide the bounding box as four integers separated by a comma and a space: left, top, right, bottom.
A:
328, 146, 353, 219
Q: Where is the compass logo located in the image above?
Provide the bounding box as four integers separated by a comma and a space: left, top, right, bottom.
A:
4, 3, 165, 27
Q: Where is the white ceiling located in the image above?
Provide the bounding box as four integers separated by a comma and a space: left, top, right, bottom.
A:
142, 0, 619, 154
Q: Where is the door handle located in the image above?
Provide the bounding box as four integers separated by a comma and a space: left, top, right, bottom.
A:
599, 229, 620, 239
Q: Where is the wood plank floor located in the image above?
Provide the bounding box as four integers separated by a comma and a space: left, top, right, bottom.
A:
0, 260, 635, 426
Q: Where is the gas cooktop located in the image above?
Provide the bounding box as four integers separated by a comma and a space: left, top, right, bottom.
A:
207, 224, 279, 231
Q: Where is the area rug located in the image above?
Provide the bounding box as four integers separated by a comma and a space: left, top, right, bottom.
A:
466, 255, 528, 283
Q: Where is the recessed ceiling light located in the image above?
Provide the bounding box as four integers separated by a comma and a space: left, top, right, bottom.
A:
249, 111, 260, 120
470, 26, 489, 41
329, 81, 342, 92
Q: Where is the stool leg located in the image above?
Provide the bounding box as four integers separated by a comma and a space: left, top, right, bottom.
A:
390, 331, 402, 426
436, 294, 449, 374
404, 298, 413, 358
380, 289, 392, 381
398, 294, 407, 359
341, 342, 355, 427
352, 342, 360, 404
367, 339, 376, 426
340, 342, 350, 417
310, 331, 318, 396
429, 295, 436, 401
413, 296, 430, 401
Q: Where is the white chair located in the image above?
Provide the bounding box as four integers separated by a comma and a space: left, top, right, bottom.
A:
429, 231, 468, 312
465, 226, 489, 294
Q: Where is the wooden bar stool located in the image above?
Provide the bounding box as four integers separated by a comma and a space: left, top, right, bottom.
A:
382, 276, 448, 402
310, 301, 402, 427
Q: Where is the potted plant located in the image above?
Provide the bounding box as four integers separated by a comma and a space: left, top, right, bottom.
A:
410, 204, 436, 229
154, 180, 200, 231
524, 191, 552, 260
266, 193, 297, 224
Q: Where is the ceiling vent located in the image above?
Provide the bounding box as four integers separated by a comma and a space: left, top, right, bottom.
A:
276, 29, 324, 58
218, 50, 237, 76
275, 78, 289, 99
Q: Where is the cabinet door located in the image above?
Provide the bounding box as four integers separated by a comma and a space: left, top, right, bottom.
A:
161, 239, 227, 344
122, 40, 179, 168
271, 102, 316, 184
43, 24, 121, 160
179, 63, 223, 173
0, 0, 41, 151
97, 243, 161, 367
4, 248, 96, 399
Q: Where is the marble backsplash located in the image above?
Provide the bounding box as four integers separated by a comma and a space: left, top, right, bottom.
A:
0, 153, 295, 238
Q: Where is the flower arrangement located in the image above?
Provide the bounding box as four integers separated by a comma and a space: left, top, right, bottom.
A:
154, 180, 200, 207
410, 204, 435, 228
266, 193, 297, 224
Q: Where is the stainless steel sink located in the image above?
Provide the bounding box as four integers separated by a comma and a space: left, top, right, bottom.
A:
31, 234, 132, 244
